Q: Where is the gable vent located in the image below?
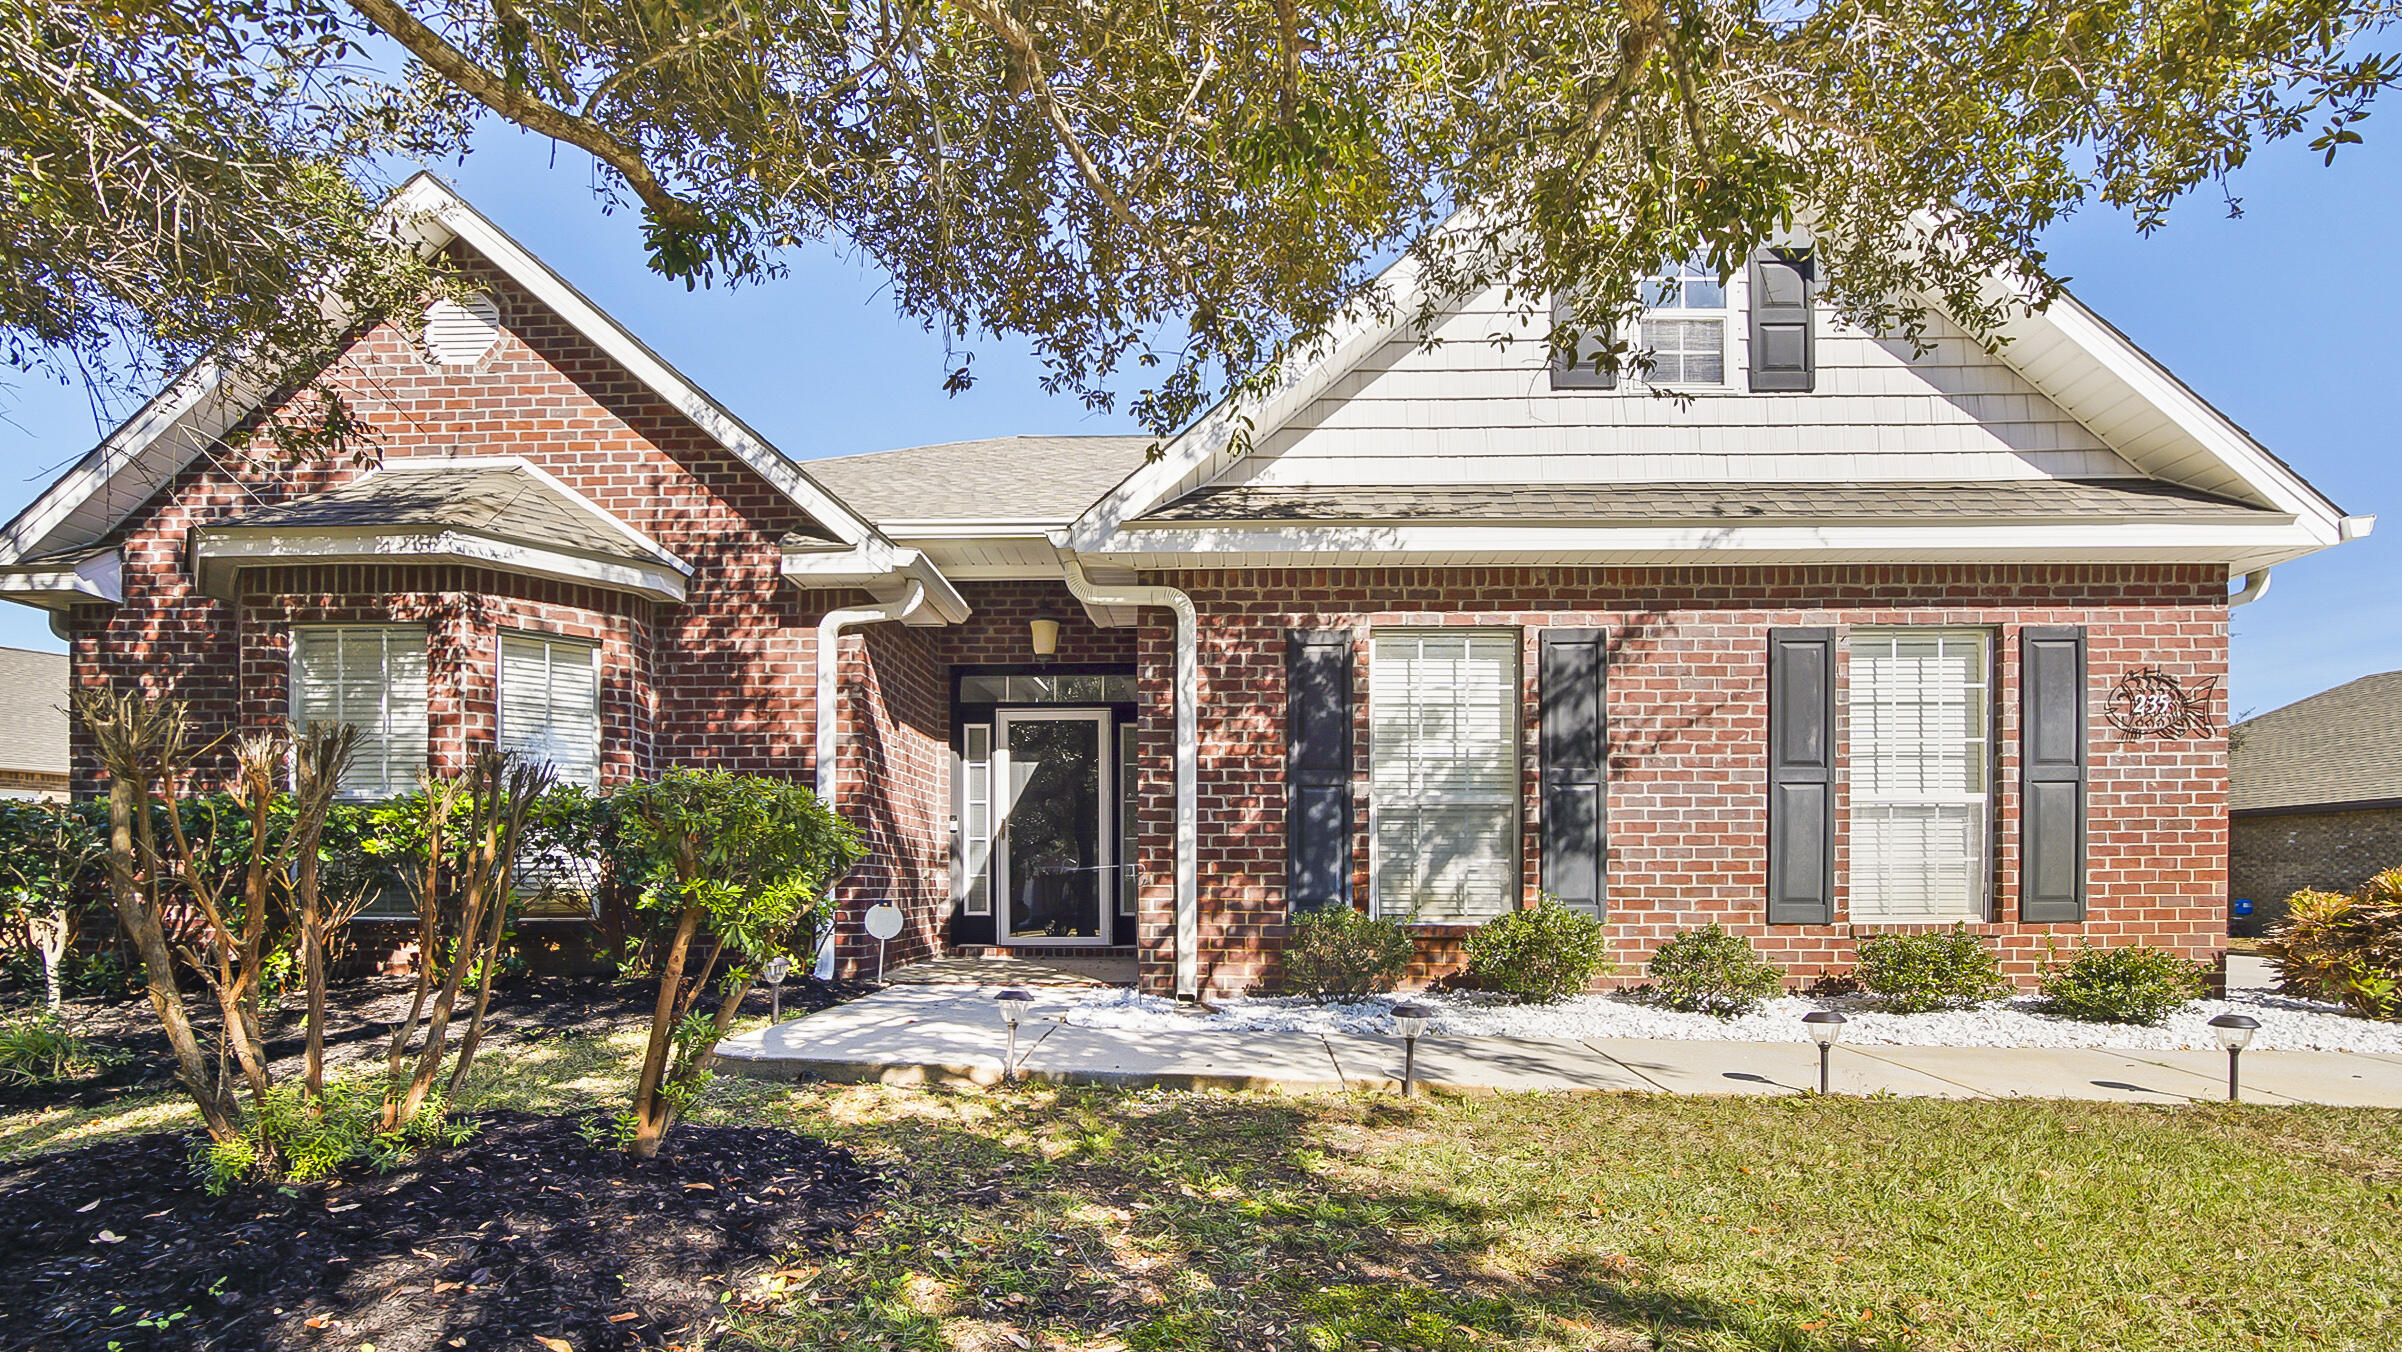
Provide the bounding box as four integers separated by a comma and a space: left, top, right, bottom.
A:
421, 293, 501, 368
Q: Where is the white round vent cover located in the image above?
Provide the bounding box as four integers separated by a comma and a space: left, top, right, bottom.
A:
420, 292, 501, 367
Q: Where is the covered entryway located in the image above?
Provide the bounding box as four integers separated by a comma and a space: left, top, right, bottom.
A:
952, 669, 1139, 951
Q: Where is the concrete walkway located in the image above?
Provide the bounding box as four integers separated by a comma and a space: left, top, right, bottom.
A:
715, 985, 2402, 1106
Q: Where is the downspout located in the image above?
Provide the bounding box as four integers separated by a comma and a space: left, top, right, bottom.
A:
1061, 559, 1200, 999
811, 580, 926, 978
2227, 568, 2272, 609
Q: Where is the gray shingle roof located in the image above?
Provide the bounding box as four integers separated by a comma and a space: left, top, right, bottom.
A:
207, 461, 678, 566
2231, 670, 2402, 813
804, 436, 1152, 525
1137, 478, 2283, 524
0, 646, 69, 777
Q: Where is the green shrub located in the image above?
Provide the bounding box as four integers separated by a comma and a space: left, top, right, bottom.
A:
2260, 869, 2402, 1020
192, 1077, 475, 1194
1645, 925, 1783, 1017
2038, 944, 2206, 1025
1462, 899, 1613, 1003
1281, 906, 1414, 998
0, 1013, 128, 1085
1852, 926, 2011, 1012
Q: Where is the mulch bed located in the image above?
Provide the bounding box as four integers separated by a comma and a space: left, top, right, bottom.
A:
1, 973, 875, 1113
0, 1110, 887, 1352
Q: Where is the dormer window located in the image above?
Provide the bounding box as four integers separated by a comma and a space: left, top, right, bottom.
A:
1637, 261, 1726, 385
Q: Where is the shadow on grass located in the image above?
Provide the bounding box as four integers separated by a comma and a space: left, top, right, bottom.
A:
712, 1087, 1918, 1352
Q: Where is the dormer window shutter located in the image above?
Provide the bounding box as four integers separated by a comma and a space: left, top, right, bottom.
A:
1550, 293, 1617, 389
1746, 248, 1816, 392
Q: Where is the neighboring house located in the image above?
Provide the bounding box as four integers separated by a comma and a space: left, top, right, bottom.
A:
2229, 671, 2402, 933
0, 646, 69, 801
0, 175, 2374, 996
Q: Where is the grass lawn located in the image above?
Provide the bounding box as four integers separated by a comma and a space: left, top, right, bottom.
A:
6, 1028, 2397, 1351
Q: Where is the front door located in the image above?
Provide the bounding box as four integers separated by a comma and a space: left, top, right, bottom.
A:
997, 709, 1112, 944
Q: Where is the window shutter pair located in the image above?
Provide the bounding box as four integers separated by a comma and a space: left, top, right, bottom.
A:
1764, 626, 2089, 924
1553, 248, 1815, 392
1286, 629, 1611, 916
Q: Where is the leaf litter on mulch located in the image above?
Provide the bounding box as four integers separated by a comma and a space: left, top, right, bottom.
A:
0, 1110, 886, 1352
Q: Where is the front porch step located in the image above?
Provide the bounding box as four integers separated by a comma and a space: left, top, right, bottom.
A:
948, 945, 1138, 961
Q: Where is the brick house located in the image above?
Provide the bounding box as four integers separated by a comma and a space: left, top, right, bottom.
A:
0, 176, 2372, 997
2228, 670, 2402, 934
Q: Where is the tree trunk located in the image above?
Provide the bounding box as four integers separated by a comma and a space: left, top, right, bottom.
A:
103, 779, 239, 1142
629, 901, 705, 1160
298, 836, 328, 1103
30, 912, 69, 1013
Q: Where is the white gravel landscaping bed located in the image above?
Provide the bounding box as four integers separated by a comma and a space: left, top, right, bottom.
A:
1061, 986, 2402, 1054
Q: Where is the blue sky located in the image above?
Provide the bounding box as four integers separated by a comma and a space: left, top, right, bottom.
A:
1, 129, 2392, 718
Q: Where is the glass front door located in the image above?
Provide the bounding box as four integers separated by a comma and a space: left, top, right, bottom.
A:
998, 710, 1111, 944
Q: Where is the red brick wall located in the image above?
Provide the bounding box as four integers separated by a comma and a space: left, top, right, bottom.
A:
1131, 565, 2230, 998
61, 244, 840, 792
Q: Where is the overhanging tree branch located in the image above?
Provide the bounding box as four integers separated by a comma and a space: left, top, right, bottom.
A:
343, 0, 713, 233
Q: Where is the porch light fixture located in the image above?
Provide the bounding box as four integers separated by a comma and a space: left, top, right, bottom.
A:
1801, 1010, 1847, 1094
995, 987, 1035, 1084
1391, 1002, 1434, 1097
2207, 1013, 2260, 1102
1028, 608, 1062, 657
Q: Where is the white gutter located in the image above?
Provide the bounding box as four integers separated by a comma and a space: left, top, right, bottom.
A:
811, 580, 926, 978
1061, 558, 1201, 998
2227, 568, 2273, 609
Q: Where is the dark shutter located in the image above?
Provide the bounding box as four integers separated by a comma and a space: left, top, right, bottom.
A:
1767, 628, 1835, 924
1539, 629, 1607, 917
2020, 626, 2089, 922
1286, 630, 1354, 912
1550, 292, 1617, 389
1747, 248, 1816, 392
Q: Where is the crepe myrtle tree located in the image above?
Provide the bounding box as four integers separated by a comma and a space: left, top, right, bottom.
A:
9, 2, 2398, 449
0, 800, 105, 1013
616, 769, 863, 1158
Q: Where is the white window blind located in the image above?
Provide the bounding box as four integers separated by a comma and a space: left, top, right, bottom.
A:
1370, 631, 1519, 924
959, 724, 995, 916
498, 634, 601, 788
293, 627, 428, 800
1849, 629, 1991, 922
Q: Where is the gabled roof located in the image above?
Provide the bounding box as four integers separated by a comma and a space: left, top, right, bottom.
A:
1065, 237, 2369, 572
0, 646, 68, 778
806, 436, 1151, 527
0, 173, 892, 579
2231, 670, 2402, 813
190, 457, 693, 602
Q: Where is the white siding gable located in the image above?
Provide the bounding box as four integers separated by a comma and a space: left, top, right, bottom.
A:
1214, 274, 2136, 490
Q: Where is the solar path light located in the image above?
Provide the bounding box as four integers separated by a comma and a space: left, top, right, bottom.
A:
1802, 1010, 1848, 1094
760, 955, 791, 1023
995, 988, 1035, 1085
1391, 1002, 1434, 1097
2208, 1012, 2261, 1102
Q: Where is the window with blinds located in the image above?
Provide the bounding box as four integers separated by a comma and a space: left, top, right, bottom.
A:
292, 627, 429, 800
498, 634, 601, 788
1849, 629, 1992, 923
1370, 631, 1520, 924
